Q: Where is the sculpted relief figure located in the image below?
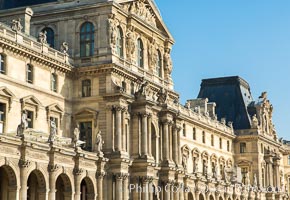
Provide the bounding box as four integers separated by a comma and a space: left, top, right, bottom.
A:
108, 14, 118, 50
182, 154, 188, 171
38, 31, 47, 44
148, 39, 158, 71
126, 26, 136, 60
157, 88, 168, 104
164, 48, 172, 78
11, 18, 23, 32
135, 79, 148, 98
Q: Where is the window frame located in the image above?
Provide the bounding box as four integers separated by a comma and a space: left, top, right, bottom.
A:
0, 54, 5, 74
240, 142, 247, 153
80, 22, 95, 57
26, 64, 33, 84
137, 38, 144, 68
202, 131, 206, 143
116, 26, 124, 58
0, 103, 6, 134
82, 79, 92, 97
51, 73, 58, 92
156, 50, 162, 77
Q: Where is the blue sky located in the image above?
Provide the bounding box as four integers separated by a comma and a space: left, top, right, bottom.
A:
155, 0, 290, 139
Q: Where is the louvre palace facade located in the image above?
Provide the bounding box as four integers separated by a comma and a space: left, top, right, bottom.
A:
0, 0, 289, 200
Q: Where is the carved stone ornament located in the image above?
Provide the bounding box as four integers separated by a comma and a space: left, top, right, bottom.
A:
126, 26, 136, 60
11, 18, 23, 32
123, 0, 157, 27
164, 48, 172, 76
157, 88, 168, 104
60, 42, 69, 54
95, 131, 104, 153
148, 39, 158, 71
134, 79, 149, 99
48, 118, 57, 143
108, 14, 118, 50
38, 31, 47, 44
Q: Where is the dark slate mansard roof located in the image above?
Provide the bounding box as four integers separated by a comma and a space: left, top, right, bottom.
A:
0, 0, 57, 9
197, 76, 261, 131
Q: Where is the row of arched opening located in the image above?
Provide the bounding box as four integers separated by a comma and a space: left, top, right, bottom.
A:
0, 165, 94, 200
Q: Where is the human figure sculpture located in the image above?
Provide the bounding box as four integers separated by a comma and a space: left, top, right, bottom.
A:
254, 173, 258, 187
108, 14, 118, 49
182, 154, 188, 170
38, 31, 47, 44
60, 42, 69, 54
17, 111, 28, 136
164, 48, 172, 76
126, 26, 136, 59
157, 88, 168, 104
194, 157, 199, 173
73, 124, 80, 146
95, 131, 103, 153
48, 118, 57, 143
11, 18, 23, 32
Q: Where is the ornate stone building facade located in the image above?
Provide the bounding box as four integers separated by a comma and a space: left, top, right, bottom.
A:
0, 0, 289, 200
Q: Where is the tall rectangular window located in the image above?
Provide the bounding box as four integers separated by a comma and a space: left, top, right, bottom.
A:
193, 127, 196, 140
0, 54, 5, 74
26, 110, 34, 128
80, 122, 93, 152
241, 167, 248, 185
183, 124, 186, 137
219, 138, 222, 149
202, 131, 206, 143
288, 155, 290, 165
82, 79, 91, 97
227, 141, 230, 152
26, 64, 33, 84
51, 73, 57, 92
240, 143, 247, 153
0, 103, 5, 134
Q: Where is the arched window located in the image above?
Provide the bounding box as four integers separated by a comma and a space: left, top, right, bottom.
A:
0, 54, 5, 74
42, 27, 55, 48
51, 73, 57, 92
26, 64, 33, 84
137, 39, 144, 68
156, 50, 162, 77
116, 27, 124, 58
80, 22, 95, 57
82, 79, 91, 97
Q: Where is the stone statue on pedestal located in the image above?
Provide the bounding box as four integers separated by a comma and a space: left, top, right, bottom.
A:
95, 131, 104, 153
38, 31, 47, 44
48, 118, 57, 143
73, 124, 80, 147
11, 18, 23, 32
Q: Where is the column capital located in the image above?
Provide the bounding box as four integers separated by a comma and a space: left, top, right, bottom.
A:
96, 172, 106, 179
142, 176, 154, 183
161, 119, 172, 125
48, 164, 59, 173
19, 159, 31, 168
73, 168, 84, 176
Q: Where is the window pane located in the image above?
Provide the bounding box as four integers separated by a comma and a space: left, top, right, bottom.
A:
80, 22, 94, 57
42, 28, 55, 48
80, 122, 92, 151
0, 54, 4, 74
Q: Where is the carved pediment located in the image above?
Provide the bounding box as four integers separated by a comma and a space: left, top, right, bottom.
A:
0, 87, 15, 99
0, 87, 15, 110
21, 95, 42, 107
74, 108, 99, 127
119, 0, 174, 41
46, 103, 64, 114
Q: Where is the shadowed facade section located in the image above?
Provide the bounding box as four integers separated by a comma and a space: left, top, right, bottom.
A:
0, 0, 57, 9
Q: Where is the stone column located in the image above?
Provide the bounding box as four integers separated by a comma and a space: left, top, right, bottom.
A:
74, 170, 83, 200
142, 177, 149, 200
163, 121, 169, 161
116, 174, 123, 200
274, 161, 280, 188
97, 173, 105, 200
141, 114, 148, 157
48, 166, 58, 200
169, 123, 173, 161
148, 115, 152, 157
164, 182, 171, 200
177, 127, 182, 165
173, 126, 178, 165
123, 174, 129, 200
116, 107, 122, 151
19, 160, 30, 200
